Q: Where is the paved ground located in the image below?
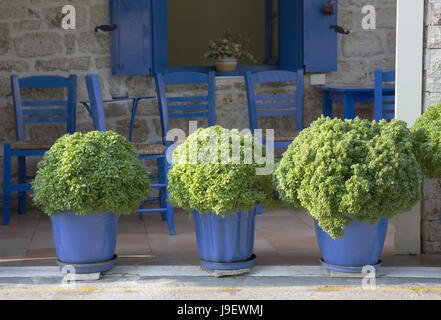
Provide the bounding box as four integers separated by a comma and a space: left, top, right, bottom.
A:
1, 266, 441, 300
2, 207, 441, 300
3, 207, 441, 267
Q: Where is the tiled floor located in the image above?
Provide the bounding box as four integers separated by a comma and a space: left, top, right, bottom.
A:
1, 207, 441, 267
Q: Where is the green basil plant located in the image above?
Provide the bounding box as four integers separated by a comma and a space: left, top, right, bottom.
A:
274, 116, 423, 239
412, 103, 441, 179
32, 131, 151, 216
167, 126, 273, 216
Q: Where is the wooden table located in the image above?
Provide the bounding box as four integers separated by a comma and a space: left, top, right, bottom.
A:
315, 85, 395, 119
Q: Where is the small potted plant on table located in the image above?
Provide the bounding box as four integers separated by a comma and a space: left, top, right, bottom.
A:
203, 29, 256, 73
274, 116, 423, 273
167, 126, 271, 271
32, 131, 151, 274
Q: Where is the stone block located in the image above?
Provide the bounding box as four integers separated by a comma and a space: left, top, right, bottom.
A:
95, 56, 111, 69
77, 31, 109, 55
423, 178, 441, 200
35, 57, 91, 72
65, 34, 76, 55
422, 240, 441, 254
427, 26, 441, 48
137, 99, 160, 117
12, 20, 41, 32
75, 122, 94, 134
0, 4, 39, 20
428, 220, 441, 241
14, 33, 63, 58
0, 60, 29, 72
116, 118, 150, 143
422, 199, 441, 221
0, 24, 11, 55
104, 102, 129, 119
0, 77, 12, 98
423, 92, 441, 111
28, 123, 66, 141
126, 76, 156, 97
342, 32, 384, 58
90, 4, 109, 26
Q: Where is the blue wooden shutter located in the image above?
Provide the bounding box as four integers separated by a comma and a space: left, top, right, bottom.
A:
279, 0, 303, 71
152, 0, 168, 74
110, 0, 153, 75
303, 0, 338, 72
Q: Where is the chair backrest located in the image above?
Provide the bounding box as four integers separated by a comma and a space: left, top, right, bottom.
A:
245, 70, 304, 133
155, 71, 216, 140
11, 75, 77, 140
85, 75, 107, 132
374, 68, 395, 122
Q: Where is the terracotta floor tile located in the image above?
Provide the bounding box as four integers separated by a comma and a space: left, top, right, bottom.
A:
255, 253, 288, 265
34, 221, 53, 231
279, 252, 322, 266
146, 255, 200, 265
28, 233, 54, 250
25, 248, 57, 258
149, 235, 197, 256
20, 260, 58, 267
253, 238, 277, 253
117, 221, 146, 233
0, 224, 37, 238
8, 211, 44, 223
115, 233, 151, 255
0, 238, 31, 258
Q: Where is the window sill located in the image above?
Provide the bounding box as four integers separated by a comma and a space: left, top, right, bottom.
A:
168, 65, 279, 76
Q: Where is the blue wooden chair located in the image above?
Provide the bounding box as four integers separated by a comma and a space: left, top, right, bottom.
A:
374, 68, 395, 122
85, 75, 175, 235
155, 71, 216, 142
3, 75, 77, 225
245, 70, 304, 149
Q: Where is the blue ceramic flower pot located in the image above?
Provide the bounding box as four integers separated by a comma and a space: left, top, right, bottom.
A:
50, 211, 119, 273
193, 209, 257, 270
315, 217, 388, 273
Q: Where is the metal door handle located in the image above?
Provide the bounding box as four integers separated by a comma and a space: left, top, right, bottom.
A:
95, 24, 117, 32
329, 25, 350, 35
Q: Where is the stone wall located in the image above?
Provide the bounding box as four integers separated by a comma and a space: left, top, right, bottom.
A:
422, 0, 441, 254
0, 1, 397, 210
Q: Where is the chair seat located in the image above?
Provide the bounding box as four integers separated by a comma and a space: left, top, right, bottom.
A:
10, 140, 56, 150
265, 131, 300, 143
134, 143, 166, 156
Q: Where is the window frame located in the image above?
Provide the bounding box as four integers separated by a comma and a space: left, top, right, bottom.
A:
109, 0, 338, 76
158, 0, 304, 76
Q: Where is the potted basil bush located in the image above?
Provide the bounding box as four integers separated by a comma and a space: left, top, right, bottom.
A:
32, 131, 151, 273
274, 117, 423, 272
412, 103, 441, 179
168, 126, 271, 271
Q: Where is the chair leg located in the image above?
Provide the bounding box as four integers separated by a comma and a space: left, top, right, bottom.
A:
17, 156, 26, 215
164, 152, 175, 235
158, 157, 167, 222
129, 99, 140, 142
256, 204, 263, 215
3, 144, 11, 225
